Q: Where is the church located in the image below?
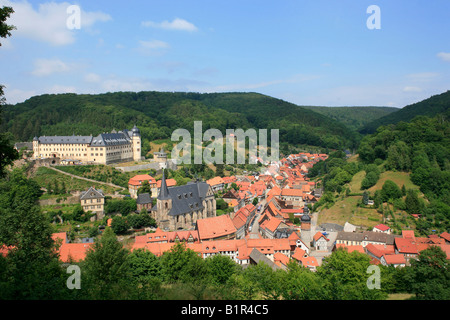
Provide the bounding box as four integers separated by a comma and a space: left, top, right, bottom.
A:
32, 126, 142, 165
152, 172, 216, 231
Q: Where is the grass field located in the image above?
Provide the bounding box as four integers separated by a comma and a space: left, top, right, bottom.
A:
33, 166, 120, 194
319, 169, 421, 231
318, 196, 383, 228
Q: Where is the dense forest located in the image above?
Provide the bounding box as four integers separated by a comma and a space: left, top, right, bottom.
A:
301, 105, 399, 131
308, 110, 450, 236
1, 91, 365, 151
360, 90, 450, 134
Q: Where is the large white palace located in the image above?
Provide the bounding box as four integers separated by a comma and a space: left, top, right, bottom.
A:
32, 126, 142, 165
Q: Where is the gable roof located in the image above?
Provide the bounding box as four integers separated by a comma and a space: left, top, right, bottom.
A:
128, 174, 156, 186
374, 224, 390, 232
80, 187, 104, 200
196, 214, 237, 240
136, 193, 152, 204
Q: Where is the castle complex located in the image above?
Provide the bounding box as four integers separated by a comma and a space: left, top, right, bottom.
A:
32, 126, 142, 165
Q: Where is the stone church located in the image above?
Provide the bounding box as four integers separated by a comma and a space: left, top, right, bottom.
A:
152, 172, 216, 231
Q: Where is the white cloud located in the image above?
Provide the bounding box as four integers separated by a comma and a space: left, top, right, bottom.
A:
84, 73, 101, 83
406, 72, 440, 82
139, 40, 170, 49
437, 52, 450, 62
403, 86, 422, 93
2, 0, 111, 46
141, 18, 198, 32
31, 58, 72, 76
135, 40, 170, 56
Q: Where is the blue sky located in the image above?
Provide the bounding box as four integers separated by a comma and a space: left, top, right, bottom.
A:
1, 0, 449, 107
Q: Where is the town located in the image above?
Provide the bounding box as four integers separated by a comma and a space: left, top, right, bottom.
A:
20, 129, 448, 273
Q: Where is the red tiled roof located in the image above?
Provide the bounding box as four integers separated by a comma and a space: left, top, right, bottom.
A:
156, 178, 176, 188
197, 215, 237, 240
281, 188, 303, 197
336, 243, 365, 254
395, 238, 418, 254
373, 224, 390, 232
440, 232, 450, 242
128, 174, 156, 186
383, 254, 406, 265
59, 243, 92, 262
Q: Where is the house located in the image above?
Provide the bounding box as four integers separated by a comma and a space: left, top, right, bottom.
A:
136, 193, 152, 212
313, 232, 329, 251
335, 243, 365, 254
394, 238, 418, 262
273, 252, 290, 270
206, 176, 225, 193
52, 232, 92, 262
196, 214, 237, 242
298, 256, 319, 272
364, 243, 395, 261
373, 224, 391, 234
259, 217, 286, 239
280, 188, 304, 208
335, 231, 396, 248
381, 254, 407, 268
128, 174, 156, 199
79, 186, 105, 221
440, 232, 450, 244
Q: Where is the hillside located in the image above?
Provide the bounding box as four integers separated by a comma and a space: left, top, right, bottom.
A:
0, 91, 359, 151
312, 111, 449, 236
300, 106, 399, 131
360, 90, 450, 134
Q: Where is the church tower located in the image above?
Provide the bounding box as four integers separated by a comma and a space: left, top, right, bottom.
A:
156, 170, 172, 230
131, 125, 142, 162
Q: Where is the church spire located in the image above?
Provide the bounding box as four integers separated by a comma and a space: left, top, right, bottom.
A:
158, 170, 170, 200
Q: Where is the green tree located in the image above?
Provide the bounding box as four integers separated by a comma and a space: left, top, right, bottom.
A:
317, 248, 388, 300
0, 169, 66, 299
205, 254, 240, 287
381, 180, 403, 202
279, 261, 325, 300
110, 215, 129, 235
0, 6, 19, 176
81, 227, 133, 299
407, 246, 450, 299
405, 189, 422, 215
160, 242, 207, 284
137, 180, 151, 197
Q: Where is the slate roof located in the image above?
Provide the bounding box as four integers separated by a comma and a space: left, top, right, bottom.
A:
80, 187, 104, 200
36, 127, 138, 146
38, 135, 93, 144
90, 132, 131, 147
136, 193, 152, 205
157, 171, 211, 216
336, 231, 396, 245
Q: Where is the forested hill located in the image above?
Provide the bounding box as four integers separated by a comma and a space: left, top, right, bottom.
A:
300, 106, 399, 131
0, 91, 360, 150
360, 90, 450, 134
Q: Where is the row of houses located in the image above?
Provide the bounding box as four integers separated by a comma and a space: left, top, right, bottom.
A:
335, 228, 450, 267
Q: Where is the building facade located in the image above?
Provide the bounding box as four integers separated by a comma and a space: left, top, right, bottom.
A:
32, 126, 142, 165
80, 186, 105, 221
152, 173, 216, 231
